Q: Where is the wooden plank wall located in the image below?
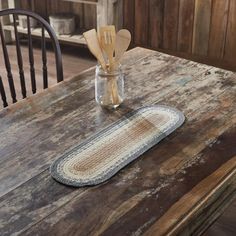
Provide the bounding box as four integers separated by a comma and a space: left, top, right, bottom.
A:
19, 0, 97, 30
123, 0, 236, 71
18, 0, 236, 70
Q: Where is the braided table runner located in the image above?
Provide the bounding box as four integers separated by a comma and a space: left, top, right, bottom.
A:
50, 105, 185, 187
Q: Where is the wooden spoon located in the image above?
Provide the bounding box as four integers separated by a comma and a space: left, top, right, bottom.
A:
83, 29, 106, 71
114, 29, 131, 66
99, 25, 116, 71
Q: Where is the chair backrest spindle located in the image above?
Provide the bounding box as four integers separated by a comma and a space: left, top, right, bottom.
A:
0, 22, 17, 103
27, 16, 36, 94
42, 27, 48, 89
13, 14, 27, 99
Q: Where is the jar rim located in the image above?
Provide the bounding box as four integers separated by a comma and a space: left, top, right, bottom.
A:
96, 64, 122, 76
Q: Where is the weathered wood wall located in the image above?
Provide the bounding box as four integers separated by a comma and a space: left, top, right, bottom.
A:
123, 0, 236, 71
18, 0, 236, 70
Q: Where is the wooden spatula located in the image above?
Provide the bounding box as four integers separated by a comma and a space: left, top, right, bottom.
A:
99, 25, 116, 71
114, 29, 131, 66
83, 29, 106, 71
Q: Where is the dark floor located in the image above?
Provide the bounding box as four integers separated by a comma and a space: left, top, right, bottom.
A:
0, 41, 235, 235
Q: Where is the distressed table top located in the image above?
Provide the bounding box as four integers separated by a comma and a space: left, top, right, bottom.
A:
0, 47, 235, 236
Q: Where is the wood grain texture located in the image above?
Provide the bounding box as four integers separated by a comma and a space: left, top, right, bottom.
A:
192, 0, 212, 55
122, 0, 236, 71
163, 0, 179, 50
47, 0, 72, 15
204, 198, 236, 236
134, 0, 149, 46
72, 2, 84, 28
113, 0, 123, 30
146, 156, 236, 236
33, 0, 47, 19
177, 0, 195, 53
224, 0, 236, 62
123, 0, 135, 46
208, 0, 229, 59
83, 3, 96, 29
0, 47, 235, 235
19, 0, 31, 10
149, 0, 164, 49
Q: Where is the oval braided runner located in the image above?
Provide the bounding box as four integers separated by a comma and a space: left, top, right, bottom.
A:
50, 105, 185, 187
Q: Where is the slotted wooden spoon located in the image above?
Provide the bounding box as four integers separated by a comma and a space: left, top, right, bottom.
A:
99, 25, 122, 104
99, 25, 116, 71
83, 29, 106, 71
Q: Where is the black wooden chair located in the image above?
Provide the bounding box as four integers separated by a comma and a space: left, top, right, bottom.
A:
0, 8, 63, 108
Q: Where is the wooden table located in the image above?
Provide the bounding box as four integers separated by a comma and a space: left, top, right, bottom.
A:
0, 47, 235, 236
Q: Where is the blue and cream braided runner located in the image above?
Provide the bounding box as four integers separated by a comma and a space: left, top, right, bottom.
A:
50, 105, 185, 187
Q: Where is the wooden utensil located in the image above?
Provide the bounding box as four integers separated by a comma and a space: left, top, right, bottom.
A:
114, 29, 131, 66
99, 25, 116, 71
83, 29, 106, 71
99, 25, 121, 105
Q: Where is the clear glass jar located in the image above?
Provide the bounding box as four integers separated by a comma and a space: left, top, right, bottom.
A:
95, 65, 125, 109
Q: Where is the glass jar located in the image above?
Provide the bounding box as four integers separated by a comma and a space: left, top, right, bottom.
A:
95, 65, 125, 109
